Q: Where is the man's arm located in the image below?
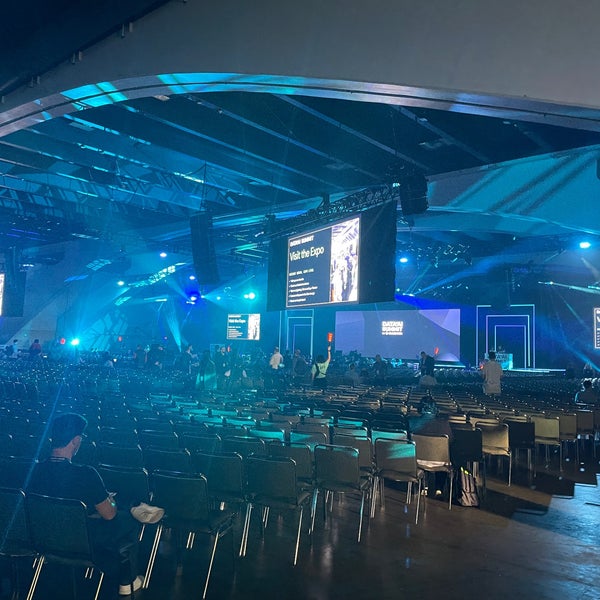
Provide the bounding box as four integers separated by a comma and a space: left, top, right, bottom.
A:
95, 494, 117, 520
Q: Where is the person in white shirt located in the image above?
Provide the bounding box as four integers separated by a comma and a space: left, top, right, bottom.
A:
482, 351, 503, 396
269, 347, 283, 370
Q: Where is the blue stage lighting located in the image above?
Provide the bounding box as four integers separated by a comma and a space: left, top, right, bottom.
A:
579, 241, 591, 249
399, 256, 409, 264
159, 251, 167, 258
70, 338, 80, 346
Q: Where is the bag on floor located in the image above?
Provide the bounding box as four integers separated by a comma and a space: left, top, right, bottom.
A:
456, 467, 479, 507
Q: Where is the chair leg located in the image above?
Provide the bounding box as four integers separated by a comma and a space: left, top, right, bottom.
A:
508, 453, 512, 486
357, 491, 365, 543
202, 532, 221, 599
379, 476, 386, 509
448, 470, 453, 510
92, 572, 105, 600
142, 524, 163, 589
309, 489, 319, 535
415, 478, 422, 525
293, 507, 303, 566
25, 555, 45, 600
240, 503, 252, 557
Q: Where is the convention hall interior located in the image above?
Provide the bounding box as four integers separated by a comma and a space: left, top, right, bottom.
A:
1, 2, 600, 599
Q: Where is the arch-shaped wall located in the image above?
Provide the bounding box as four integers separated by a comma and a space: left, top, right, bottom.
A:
2, 0, 600, 136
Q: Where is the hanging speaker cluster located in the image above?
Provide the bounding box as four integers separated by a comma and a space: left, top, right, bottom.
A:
190, 213, 219, 286
398, 174, 429, 216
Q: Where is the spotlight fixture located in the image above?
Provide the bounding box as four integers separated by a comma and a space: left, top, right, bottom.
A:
579, 241, 591, 249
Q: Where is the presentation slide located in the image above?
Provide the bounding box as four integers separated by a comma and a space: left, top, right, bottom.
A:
335, 308, 461, 361
226, 313, 261, 341
286, 217, 359, 308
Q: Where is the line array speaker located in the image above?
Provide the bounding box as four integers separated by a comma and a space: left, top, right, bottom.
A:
190, 213, 219, 285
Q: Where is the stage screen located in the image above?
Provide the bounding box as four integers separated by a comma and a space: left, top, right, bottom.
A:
335, 308, 461, 361
287, 216, 359, 308
268, 201, 396, 310
226, 313, 261, 341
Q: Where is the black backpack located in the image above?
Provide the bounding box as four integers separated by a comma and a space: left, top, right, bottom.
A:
455, 466, 479, 507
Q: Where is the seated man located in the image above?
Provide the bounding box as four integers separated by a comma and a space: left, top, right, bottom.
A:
575, 379, 598, 404
27, 413, 142, 598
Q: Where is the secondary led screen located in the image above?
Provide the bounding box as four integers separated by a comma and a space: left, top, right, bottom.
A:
335, 308, 461, 361
227, 313, 261, 341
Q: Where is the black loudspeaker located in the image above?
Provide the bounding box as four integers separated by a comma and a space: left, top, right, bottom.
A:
1, 266, 26, 317
190, 213, 219, 285
399, 174, 429, 216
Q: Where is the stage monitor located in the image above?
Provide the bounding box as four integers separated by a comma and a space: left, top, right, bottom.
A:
269, 201, 396, 310
335, 308, 461, 361
227, 313, 261, 341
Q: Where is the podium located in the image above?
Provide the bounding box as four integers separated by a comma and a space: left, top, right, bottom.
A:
494, 352, 513, 370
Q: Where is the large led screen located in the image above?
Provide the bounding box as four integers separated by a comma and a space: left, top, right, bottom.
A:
267, 201, 396, 311
287, 217, 359, 308
335, 308, 461, 361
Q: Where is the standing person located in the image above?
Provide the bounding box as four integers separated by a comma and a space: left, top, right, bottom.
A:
344, 362, 361, 387
291, 349, 309, 385
371, 354, 388, 384
198, 349, 217, 391
132, 344, 147, 369
267, 346, 283, 389
28, 338, 42, 361
482, 350, 503, 396
269, 346, 283, 370
311, 346, 331, 390
8, 339, 18, 359
27, 413, 143, 597
215, 346, 230, 390
420, 351, 435, 377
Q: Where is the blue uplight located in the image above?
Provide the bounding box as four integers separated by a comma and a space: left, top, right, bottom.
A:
579, 241, 591, 249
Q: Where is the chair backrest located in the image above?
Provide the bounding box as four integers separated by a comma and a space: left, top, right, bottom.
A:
576, 410, 595, 435
374, 439, 418, 478
370, 428, 408, 443
314, 444, 361, 488
245, 456, 298, 504
151, 472, 210, 522
0, 457, 36, 489
267, 442, 313, 482
412, 433, 451, 468
289, 430, 329, 450
221, 436, 266, 457
331, 434, 373, 471
557, 413, 577, 439
180, 433, 222, 453
138, 431, 180, 449
143, 447, 192, 474
476, 423, 510, 455
0, 487, 31, 555
190, 451, 245, 501
95, 442, 145, 469
96, 464, 151, 507
531, 416, 560, 443
26, 493, 94, 563
331, 425, 369, 438
450, 428, 484, 466
505, 420, 535, 449
247, 428, 285, 443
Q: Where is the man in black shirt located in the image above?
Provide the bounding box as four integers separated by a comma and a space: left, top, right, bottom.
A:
28, 413, 142, 597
